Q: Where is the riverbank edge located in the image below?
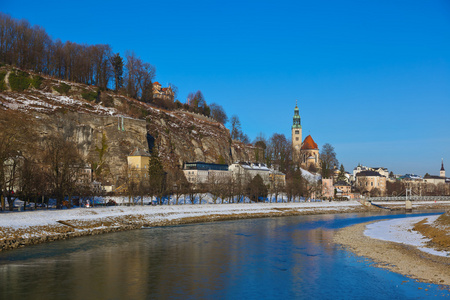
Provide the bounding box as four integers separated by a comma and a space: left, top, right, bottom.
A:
334, 220, 450, 289
1, 205, 372, 252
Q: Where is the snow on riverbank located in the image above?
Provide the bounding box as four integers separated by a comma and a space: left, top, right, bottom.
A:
0, 201, 362, 230
364, 215, 449, 257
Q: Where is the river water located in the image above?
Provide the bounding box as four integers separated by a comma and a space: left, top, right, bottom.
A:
0, 212, 449, 299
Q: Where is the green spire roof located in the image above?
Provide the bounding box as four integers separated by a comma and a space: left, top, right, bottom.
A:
292, 101, 301, 129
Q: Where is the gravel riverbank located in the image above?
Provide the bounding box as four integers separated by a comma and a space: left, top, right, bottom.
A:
334, 219, 450, 288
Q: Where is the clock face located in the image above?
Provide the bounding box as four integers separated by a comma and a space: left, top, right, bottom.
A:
295, 145, 300, 150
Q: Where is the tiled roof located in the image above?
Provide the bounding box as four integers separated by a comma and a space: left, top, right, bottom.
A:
356, 170, 383, 177
334, 180, 350, 186
129, 148, 151, 157
153, 81, 161, 86
301, 135, 318, 150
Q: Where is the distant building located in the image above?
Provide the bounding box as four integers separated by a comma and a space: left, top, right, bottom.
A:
423, 160, 448, 186
334, 181, 351, 196
322, 178, 334, 199
355, 170, 386, 195
127, 148, 151, 180
352, 164, 389, 182
229, 162, 271, 185
291, 102, 320, 170
183, 162, 229, 185
152, 82, 174, 101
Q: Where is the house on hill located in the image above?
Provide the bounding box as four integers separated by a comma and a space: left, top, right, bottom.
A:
153, 82, 174, 101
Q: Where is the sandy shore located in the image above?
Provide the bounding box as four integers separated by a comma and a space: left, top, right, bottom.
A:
334, 221, 450, 288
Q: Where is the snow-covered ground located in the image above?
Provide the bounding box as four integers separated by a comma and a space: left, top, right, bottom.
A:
364, 215, 449, 257
0, 201, 362, 230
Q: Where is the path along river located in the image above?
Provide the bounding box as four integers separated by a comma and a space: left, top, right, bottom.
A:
0, 211, 449, 299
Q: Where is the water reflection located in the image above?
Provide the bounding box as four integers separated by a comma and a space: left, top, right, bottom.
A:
0, 212, 448, 299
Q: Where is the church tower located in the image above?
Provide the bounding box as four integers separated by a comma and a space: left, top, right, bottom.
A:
292, 101, 302, 163
440, 159, 445, 178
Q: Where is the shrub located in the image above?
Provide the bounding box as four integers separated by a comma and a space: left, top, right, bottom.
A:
9, 70, 31, 91
82, 90, 99, 102
31, 76, 43, 89
54, 83, 71, 94
102, 95, 114, 107
0, 71, 7, 91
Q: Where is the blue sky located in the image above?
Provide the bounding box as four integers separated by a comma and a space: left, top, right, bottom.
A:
2, 0, 450, 175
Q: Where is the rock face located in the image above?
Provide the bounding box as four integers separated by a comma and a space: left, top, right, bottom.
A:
31, 108, 257, 185
0, 67, 260, 185
33, 112, 149, 182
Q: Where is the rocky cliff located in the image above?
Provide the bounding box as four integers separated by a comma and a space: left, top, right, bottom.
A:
0, 66, 259, 184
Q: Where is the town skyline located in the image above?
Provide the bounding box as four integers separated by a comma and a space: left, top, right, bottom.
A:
2, 0, 449, 176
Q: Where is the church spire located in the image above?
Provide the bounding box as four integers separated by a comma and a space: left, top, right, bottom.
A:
440, 158, 446, 178
292, 100, 301, 129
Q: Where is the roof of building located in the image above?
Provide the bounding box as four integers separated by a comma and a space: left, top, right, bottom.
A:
184, 162, 228, 171
355, 170, 383, 177
235, 162, 270, 172
424, 174, 446, 180
153, 81, 161, 85
441, 159, 445, 171
128, 148, 151, 157
301, 135, 318, 150
334, 180, 350, 186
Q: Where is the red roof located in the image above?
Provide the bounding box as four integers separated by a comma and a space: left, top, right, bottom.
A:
153, 81, 161, 85
301, 135, 318, 150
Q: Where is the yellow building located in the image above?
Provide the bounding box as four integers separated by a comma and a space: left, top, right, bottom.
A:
127, 148, 151, 180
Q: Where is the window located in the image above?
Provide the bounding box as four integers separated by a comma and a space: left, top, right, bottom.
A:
295, 137, 299, 141
295, 130, 299, 134
371, 182, 373, 186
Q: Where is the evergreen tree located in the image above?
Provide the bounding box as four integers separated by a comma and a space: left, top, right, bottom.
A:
111, 53, 123, 92
246, 174, 268, 202
336, 164, 346, 182
148, 147, 166, 205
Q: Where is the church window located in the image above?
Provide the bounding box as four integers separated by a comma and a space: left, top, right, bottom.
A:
296, 137, 299, 141
295, 130, 299, 134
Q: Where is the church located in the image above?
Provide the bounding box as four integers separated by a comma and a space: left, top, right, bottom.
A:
291, 102, 320, 170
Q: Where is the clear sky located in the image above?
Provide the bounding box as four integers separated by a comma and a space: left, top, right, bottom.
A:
2, 0, 450, 176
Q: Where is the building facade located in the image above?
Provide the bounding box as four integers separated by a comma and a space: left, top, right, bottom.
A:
291, 102, 320, 170
355, 170, 386, 195
183, 162, 229, 185
153, 82, 174, 101
127, 148, 151, 180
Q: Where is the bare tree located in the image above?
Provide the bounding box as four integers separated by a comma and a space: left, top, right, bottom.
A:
320, 143, 339, 178
210, 103, 228, 125
43, 135, 84, 208
0, 111, 35, 210
266, 133, 292, 174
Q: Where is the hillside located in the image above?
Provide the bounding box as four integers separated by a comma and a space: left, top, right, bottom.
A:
0, 66, 258, 184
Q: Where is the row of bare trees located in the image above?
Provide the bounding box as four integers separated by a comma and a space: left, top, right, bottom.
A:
0, 13, 156, 101
0, 110, 92, 211
122, 161, 320, 206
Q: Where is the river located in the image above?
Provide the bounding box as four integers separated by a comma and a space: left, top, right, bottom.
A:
0, 211, 449, 299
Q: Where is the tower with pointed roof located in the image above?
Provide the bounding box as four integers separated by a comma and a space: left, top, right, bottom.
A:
440, 159, 445, 178
291, 102, 320, 170
292, 101, 302, 163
